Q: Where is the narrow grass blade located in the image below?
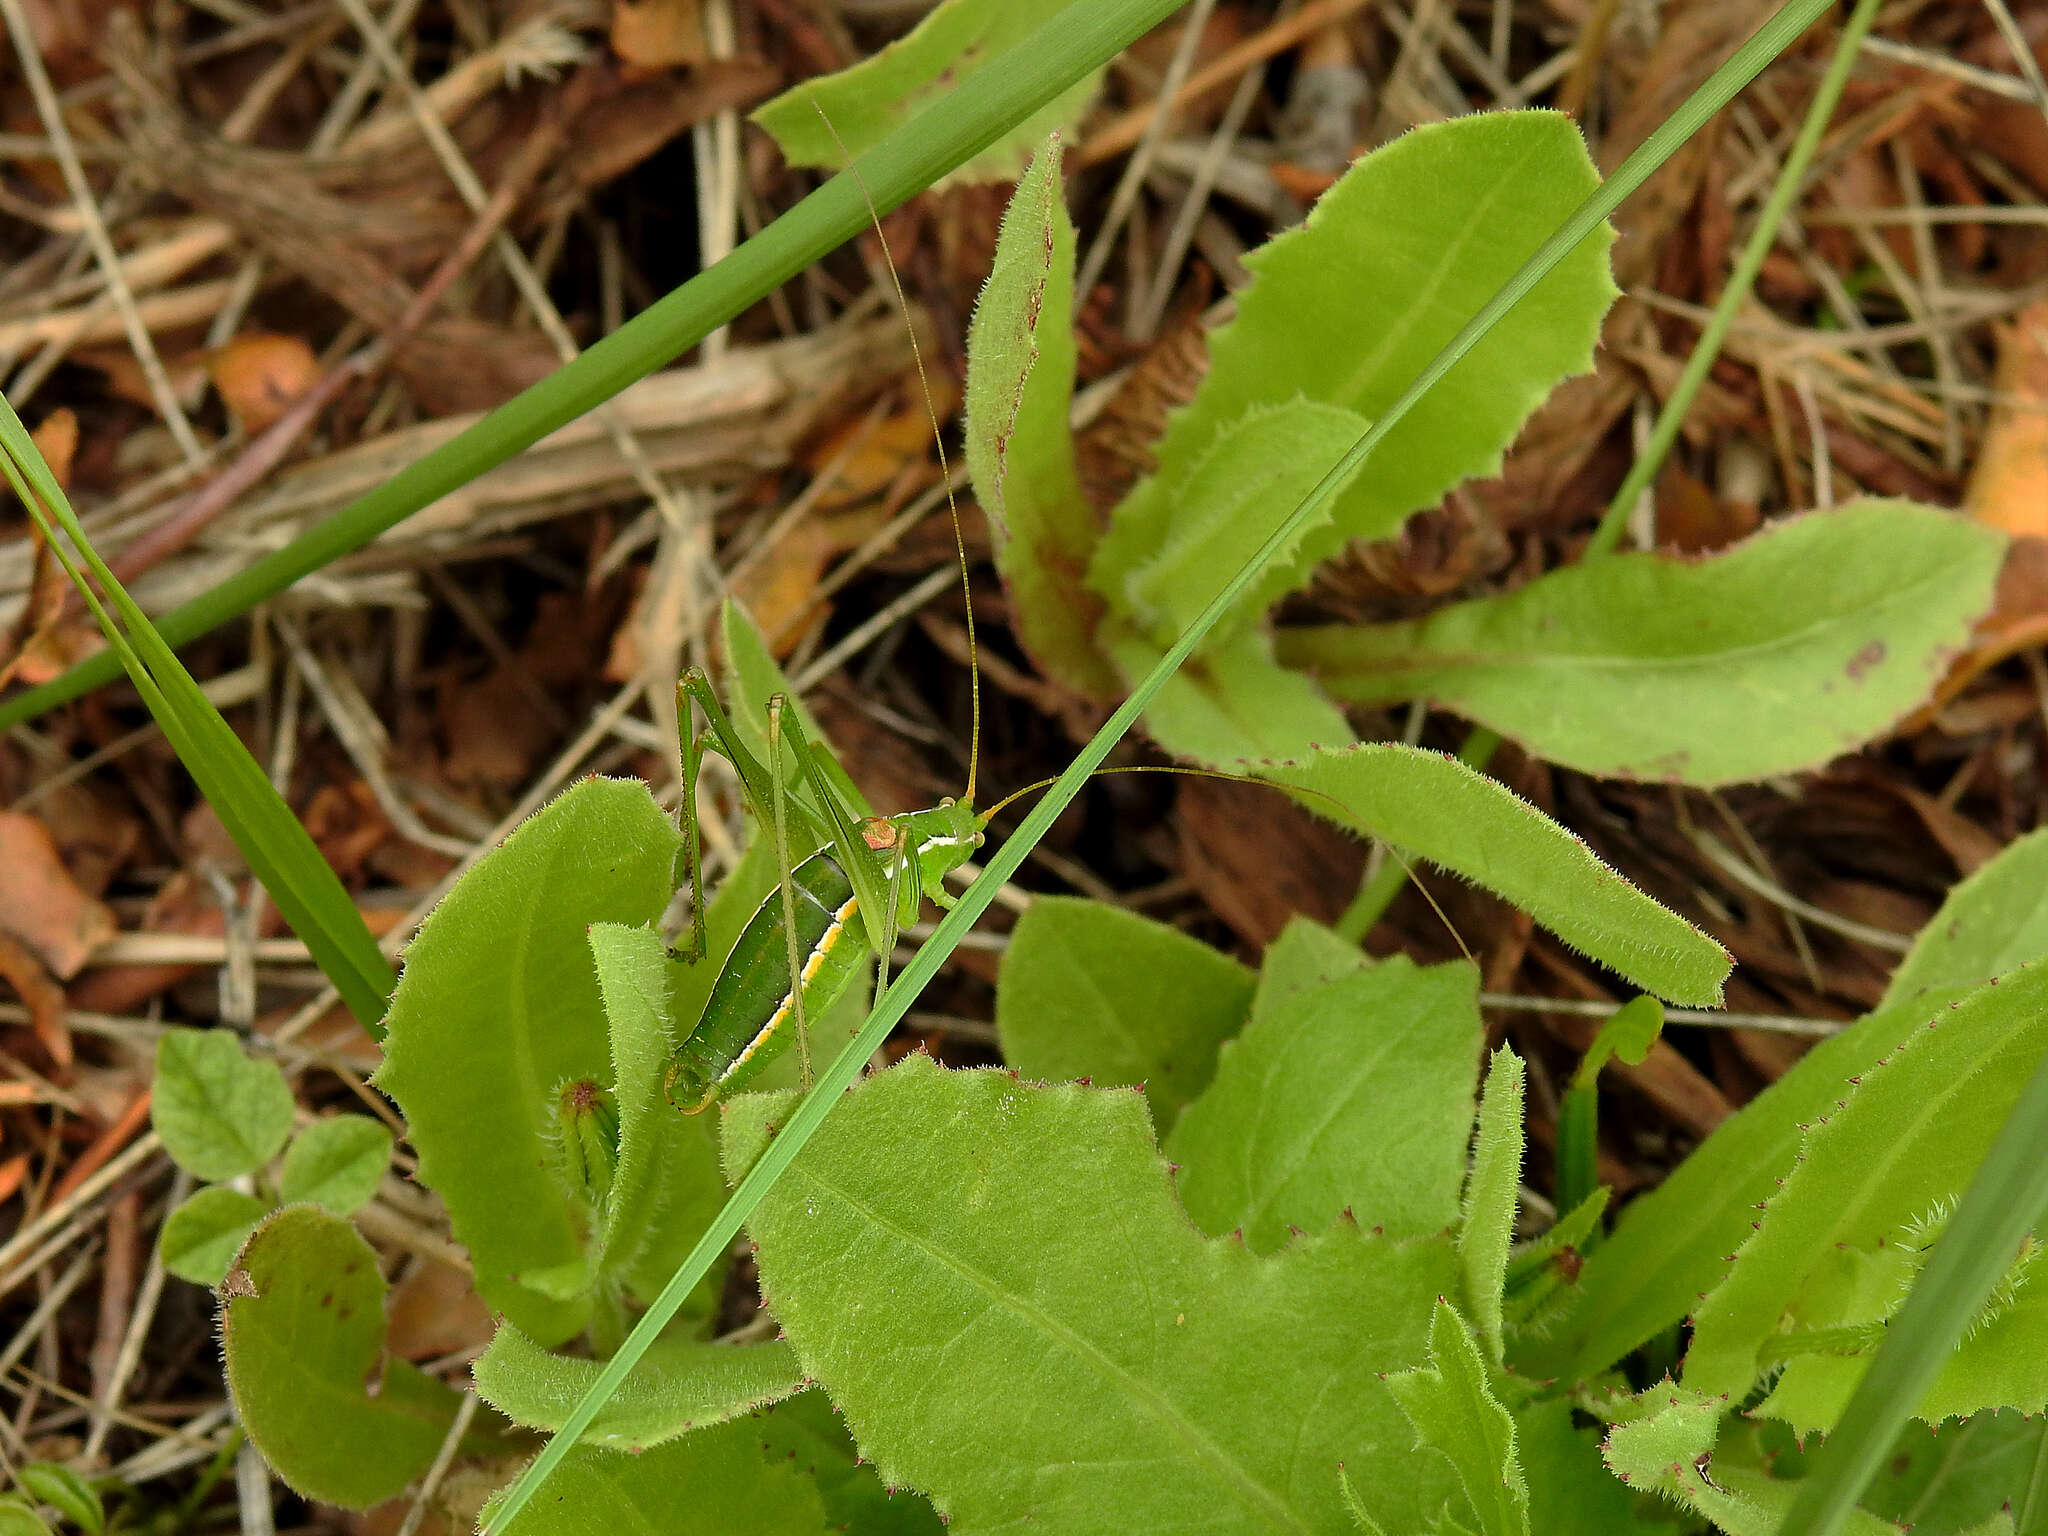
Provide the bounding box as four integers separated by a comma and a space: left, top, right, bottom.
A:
0, 400, 396, 1032
0, 0, 1190, 733
479, 1, 1836, 1525
1778, 1047, 2048, 1536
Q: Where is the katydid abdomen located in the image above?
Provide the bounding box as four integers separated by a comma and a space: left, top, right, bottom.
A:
665, 848, 870, 1114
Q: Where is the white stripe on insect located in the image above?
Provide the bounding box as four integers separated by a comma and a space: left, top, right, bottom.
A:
721, 894, 861, 1083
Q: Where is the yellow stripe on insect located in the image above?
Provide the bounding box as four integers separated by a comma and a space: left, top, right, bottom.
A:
722, 895, 862, 1084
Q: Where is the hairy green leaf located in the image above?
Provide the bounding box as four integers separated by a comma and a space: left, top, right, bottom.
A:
1254, 744, 1731, 1004
997, 896, 1255, 1130
724, 1058, 1464, 1534
1277, 502, 2004, 786
152, 1029, 294, 1183
1685, 962, 2048, 1406
1601, 1386, 1900, 1536
222, 1205, 466, 1509
1090, 111, 1615, 645
1884, 829, 2048, 1009
475, 1325, 803, 1449
159, 1186, 269, 1287
278, 1116, 390, 1215
1383, 1300, 1528, 1536
1461, 1047, 1526, 1362
964, 133, 1113, 694
1164, 955, 1480, 1250
374, 778, 680, 1342
492, 1418, 827, 1536
752, 0, 1100, 183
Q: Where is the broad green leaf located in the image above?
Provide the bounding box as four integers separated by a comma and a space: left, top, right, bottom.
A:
1884, 829, 2048, 1009
1383, 1301, 1528, 1536
1090, 110, 1614, 640
1120, 401, 1372, 647
159, 1186, 269, 1286
1860, 1411, 2046, 1535
964, 134, 1114, 695
997, 897, 1255, 1131
723, 1057, 1465, 1534
1164, 955, 1481, 1251
1115, 626, 1355, 766
474, 1324, 803, 1449
1255, 744, 1732, 1005
374, 778, 681, 1343
1601, 1386, 1901, 1536
586, 923, 723, 1299
0, 404, 395, 1030
492, 1418, 828, 1536
760, 1392, 947, 1536
16, 1465, 102, 1534
1277, 502, 2004, 787
1685, 962, 2048, 1405
151, 1029, 294, 1183
278, 1116, 390, 1215
0, 1499, 49, 1536
221, 1205, 466, 1509
751, 0, 1102, 185
1251, 916, 1368, 1024
1461, 1047, 1526, 1362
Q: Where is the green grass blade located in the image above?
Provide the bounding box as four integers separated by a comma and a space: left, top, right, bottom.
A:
0, 0, 1188, 734
0, 402, 397, 1033
1778, 1047, 2048, 1536
479, 1, 1834, 1525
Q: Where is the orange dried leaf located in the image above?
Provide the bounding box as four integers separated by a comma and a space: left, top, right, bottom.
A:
0, 929, 70, 1072
609, 0, 707, 72
0, 811, 117, 979
1965, 299, 2048, 538
210, 332, 320, 435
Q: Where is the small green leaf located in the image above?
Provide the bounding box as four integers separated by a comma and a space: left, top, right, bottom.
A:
374, 778, 682, 1343
1685, 962, 2048, 1407
1383, 1301, 1528, 1536
0, 1497, 51, 1536
158, 1187, 270, 1287
996, 896, 1255, 1131
278, 1117, 391, 1215
490, 1418, 828, 1536
751, 0, 1103, 185
1461, 1047, 1526, 1362
964, 133, 1113, 695
725, 1058, 1466, 1534
151, 1029, 294, 1183
222, 1205, 466, 1509
1165, 956, 1481, 1251
15, 1466, 101, 1534
1251, 917, 1368, 1024
1573, 996, 1663, 1088
1278, 501, 2005, 787
1883, 828, 2048, 1009
1254, 744, 1732, 1005
474, 1324, 804, 1449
